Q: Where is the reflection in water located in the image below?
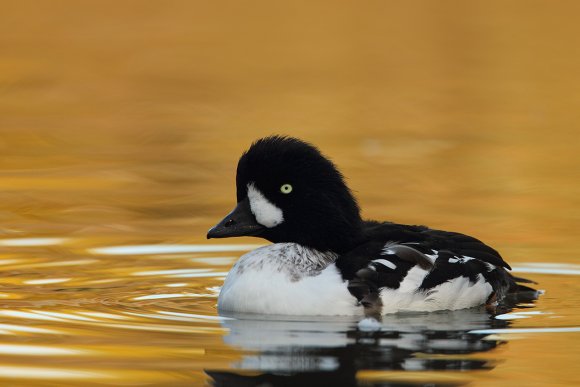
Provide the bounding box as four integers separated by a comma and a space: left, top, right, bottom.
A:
208, 292, 539, 387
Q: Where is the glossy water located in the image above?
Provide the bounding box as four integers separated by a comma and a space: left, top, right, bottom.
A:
1, 1, 580, 386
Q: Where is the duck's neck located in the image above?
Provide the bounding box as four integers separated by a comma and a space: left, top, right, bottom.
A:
301, 221, 364, 255
260, 213, 364, 255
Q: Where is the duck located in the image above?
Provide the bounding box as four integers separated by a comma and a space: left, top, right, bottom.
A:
207, 136, 533, 316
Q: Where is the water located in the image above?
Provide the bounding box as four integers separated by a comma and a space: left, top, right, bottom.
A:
0, 241, 578, 386
1, 1, 580, 386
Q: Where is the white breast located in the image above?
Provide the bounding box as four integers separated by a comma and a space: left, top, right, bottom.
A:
218, 243, 361, 316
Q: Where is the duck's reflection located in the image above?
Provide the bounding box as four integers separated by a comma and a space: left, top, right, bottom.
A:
207, 292, 538, 387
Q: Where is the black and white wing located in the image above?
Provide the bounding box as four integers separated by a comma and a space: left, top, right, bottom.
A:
336, 222, 530, 312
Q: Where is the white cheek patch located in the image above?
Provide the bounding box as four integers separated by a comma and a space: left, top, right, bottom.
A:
247, 183, 284, 228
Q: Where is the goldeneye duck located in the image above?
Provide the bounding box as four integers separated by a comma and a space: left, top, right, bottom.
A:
207, 136, 533, 315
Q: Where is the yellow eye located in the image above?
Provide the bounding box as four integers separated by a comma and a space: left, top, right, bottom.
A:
280, 184, 293, 194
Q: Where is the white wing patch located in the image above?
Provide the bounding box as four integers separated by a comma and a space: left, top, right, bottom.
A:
247, 183, 284, 228
425, 250, 439, 261
380, 273, 493, 313
397, 266, 430, 293
483, 262, 496, 272
448, 256, 475, 264
376, 247, 494, 312
372, 259, 397, 270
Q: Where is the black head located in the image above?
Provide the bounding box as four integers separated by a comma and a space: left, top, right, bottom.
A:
207, 136, 363, 253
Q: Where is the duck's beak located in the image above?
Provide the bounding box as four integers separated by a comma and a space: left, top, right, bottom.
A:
207, 197, 265, 239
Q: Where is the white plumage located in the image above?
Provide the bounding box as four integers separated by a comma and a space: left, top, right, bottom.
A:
380, 273, 493, 313
218, 243, 360, 316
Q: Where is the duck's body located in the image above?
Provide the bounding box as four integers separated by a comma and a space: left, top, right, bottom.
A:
217, 228, 512, 316
208, 136, 530, 316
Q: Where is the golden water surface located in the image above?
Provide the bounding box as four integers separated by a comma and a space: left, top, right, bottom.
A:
1, 1, 579, 386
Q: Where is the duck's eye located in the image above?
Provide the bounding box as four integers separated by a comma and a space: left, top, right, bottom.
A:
280, 184, 293, 194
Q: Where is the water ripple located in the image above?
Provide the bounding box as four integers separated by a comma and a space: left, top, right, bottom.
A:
0, 238, 69, 247
512, 263, 580, 275
89, 244, 263, 255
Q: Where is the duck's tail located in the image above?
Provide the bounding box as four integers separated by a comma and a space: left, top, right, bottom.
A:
508, 273, 538, 293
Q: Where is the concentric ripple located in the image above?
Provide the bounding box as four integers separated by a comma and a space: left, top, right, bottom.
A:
0, 239, 253, 383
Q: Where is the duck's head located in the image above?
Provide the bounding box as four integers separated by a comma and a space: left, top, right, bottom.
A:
207, 136, 363, 253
